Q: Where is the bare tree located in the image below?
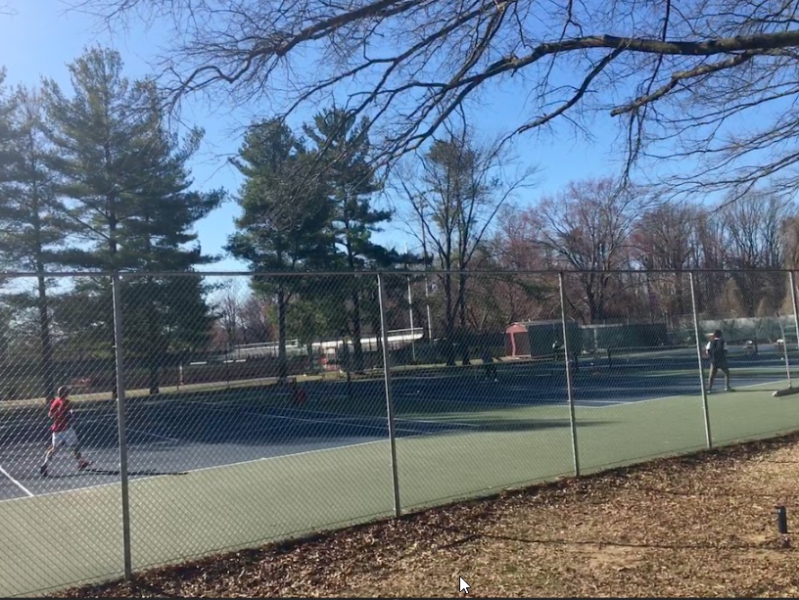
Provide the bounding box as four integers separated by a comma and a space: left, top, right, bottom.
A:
783, 215, 799, 270
467, 206, 559, 328
213, 278, 246, 351
238, 293, 271, 344
394, 124, 535, 363
782, 214, 799, 318
631, 200, 698, 319
76, 0, 799, 195
689, 208, 732, 316
536, 177, 643, 323
722, 190, 793, 316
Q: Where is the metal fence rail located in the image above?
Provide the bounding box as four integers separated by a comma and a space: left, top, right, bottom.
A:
2, 268, 799, 596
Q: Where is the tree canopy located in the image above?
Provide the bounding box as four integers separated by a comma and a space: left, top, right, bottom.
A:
0, 48, 224, 397
77, 0, 799, 195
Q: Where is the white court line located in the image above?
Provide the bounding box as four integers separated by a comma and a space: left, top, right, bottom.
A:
268, 404, 480, 430
74, 395, 477, 431
79, 415, 185, 444
0, 463, 34, 498
578, 379, 785, 409
396, 392, 546, 410
0, 435, 411, 506
82, 406, 423, 443
126, 428, 182, 444
13, 381, 778, 506
196, 402, 430, 435
577, 400, 633, 406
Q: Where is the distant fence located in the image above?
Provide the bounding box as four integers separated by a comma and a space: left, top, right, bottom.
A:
2, 268, 799, 596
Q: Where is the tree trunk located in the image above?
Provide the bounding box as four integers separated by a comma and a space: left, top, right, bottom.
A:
351, 287, 365, 373
344, 237, 365, 373
444, 271, 456, 366
584, 276, 600, 324
148, 361, 160, 395
458, 271, 470, 364
36, 272, 56, 402
146, 282, 160, 395
675, 271, 685, 316
366, 283, 384, 371
108, 179, 119, 400
277, 282, 288, 380
33, 187, 55, 402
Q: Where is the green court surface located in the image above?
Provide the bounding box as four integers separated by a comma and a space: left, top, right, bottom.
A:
3, 378, 799, 597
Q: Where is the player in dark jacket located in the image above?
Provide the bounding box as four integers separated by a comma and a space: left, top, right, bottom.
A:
481, 348, 498, 382
706, 329, 733, 392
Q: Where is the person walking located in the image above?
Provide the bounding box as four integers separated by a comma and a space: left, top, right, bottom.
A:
481, 347, 498, 382
706, 329, 733, 392
40, 386, 93, 477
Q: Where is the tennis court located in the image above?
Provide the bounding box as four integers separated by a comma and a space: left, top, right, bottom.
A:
0, 344, 780, 501
3, 345, 799, 596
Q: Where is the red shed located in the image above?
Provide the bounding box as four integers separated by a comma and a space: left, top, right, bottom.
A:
505, 322, 531, 357
505, 320, 581, 358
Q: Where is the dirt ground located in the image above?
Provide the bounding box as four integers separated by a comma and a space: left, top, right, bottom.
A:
57, 433, 799, 598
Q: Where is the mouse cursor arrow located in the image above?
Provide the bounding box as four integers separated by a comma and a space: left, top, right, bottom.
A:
459, 576, 471, 594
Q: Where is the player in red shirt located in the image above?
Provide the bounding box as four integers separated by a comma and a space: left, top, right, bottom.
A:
292, 378, 307, 405
40, 386, 93, 477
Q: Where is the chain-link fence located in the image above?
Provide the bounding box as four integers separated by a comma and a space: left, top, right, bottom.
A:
3, 268, 799, 596
0, 273, 125, 597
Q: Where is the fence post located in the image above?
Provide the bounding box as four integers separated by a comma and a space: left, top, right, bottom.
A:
689, 272, 713, 449
377, 272, 402, 518
790, 272, 799, 353
776, 310, 793, 388
406, 273, 417, 363
558, 272, 580, 477
111, 273, 132, 580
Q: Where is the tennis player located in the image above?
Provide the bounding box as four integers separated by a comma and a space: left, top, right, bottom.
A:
706, 329, 733, 392
40, 386, 93, 477
481, 348, 498, 382
292, 378, 307, 405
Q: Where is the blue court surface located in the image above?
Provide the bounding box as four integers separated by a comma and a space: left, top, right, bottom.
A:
0, 345, 792, 502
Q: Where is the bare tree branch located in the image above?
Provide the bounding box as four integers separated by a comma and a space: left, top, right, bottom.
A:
611, 52, 758, 116
70, 0, 799, 193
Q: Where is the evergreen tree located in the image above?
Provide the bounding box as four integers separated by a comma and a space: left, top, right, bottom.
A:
41, 48, 152, 271
41, 48, 150, 396
117, 85, 222, 393
0, 86, 75, 400
0, 70, 14, 191
227, 118, 331, 380
42, 48, 222, 395
303, 107, 397, 372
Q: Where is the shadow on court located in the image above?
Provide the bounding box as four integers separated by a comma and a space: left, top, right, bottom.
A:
0, 352, 786, 457
42, 467, 188, 479
0, 344, 791, 501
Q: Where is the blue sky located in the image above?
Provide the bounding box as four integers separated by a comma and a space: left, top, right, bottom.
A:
0, 0, 623, 272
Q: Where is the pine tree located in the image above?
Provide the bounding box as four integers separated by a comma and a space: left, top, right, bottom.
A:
303, 107, 397, 372
42, 48, 222, 395
41, 48, 150, 397
41, 48, 152, 271
0, 70, 14, 190
0, 86, 75, 400
227, 118, 332, 380
116, 85, 222, 393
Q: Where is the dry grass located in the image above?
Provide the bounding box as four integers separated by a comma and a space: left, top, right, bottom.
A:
56, 434, 799, 598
